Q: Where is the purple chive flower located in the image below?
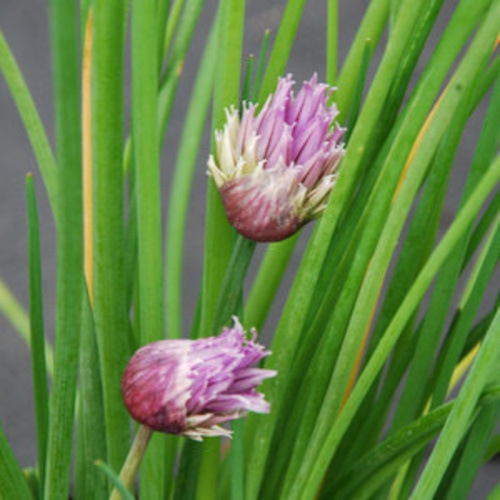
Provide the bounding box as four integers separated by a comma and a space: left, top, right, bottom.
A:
208, 73, 346, 242
121, 317, 276, 440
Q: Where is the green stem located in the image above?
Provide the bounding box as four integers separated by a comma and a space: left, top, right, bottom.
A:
212, 236, 256, 333
244, 234, 298, 331
196, 439, 219, 500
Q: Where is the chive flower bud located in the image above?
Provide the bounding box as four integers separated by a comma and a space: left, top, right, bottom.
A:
208, 74, 346, 242
121, 318, 276, 440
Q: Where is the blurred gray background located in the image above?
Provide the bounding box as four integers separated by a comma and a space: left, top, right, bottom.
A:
0, 0, 498, 497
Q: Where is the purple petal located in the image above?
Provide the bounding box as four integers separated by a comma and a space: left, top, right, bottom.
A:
205, 392, 270, 414
229, 368, 277, 392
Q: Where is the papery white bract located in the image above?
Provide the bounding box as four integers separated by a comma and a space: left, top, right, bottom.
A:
208, 74, 346, 242
121, 318, 276, 440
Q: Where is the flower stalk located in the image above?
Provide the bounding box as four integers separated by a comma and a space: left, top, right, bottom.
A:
110, 425, 153, 500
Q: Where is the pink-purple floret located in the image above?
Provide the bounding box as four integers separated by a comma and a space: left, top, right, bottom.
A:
239, 74, 344, 185
121, 318, 276, 437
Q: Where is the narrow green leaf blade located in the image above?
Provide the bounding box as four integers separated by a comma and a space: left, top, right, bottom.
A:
44, 0, 83, 496
326, 0, 338, 85
131, 0, 166, 496
95, 460, 135, 500
165, 14, 219, 340
297, 153, 500, 500
25, 174, 49, 493
75, 291, 108, 500
0, 419, 32, 500
411, 308, 500, 500
258, 0, 307, 101
0, 279, 54, 375
252, 29, 270, 101
92, 0, 130, 475
246, 1, 432, 495
0, 32, 58, 217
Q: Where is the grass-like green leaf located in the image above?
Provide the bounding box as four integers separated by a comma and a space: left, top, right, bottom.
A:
0, 280, 54, 375
326, 0, 338, 84
430, 219, 500, 406
348, 95, 466, 463
334, 387, 500, 500
44, 0, 83, 497
75, 290, 107, 500
80, 0, 93, 43
411, 306, 500, 499
485, 433, 500, 462
394, 63, 500, 442
333, 403, 453, 499
350, 72, 500, 475
131, 0, 166, 496
252, 29, 270, 101
95, 460, 135, 500
156, 0, 171, 70
461, 300, 499, 359
159, 0, 184, 68
230, 419, 245, 500
157, 0, 205, 139
463, 191, 500, 271
392, 72, 500, 497
0, 32, 58, 218
198, 0, 246, 494
441, 400, 500, 499
200, 0, 245, 336
257, 0, 307, 101
245, 1, 431, 495
172, 441, 202, 500
286, 5, 498, 497
241, 54, 254, 105
336, 0, 390, 121
487, 482, 500, 500
295, 152, 500, 500
0, 419, 32, 499
165, 13, 219, 340
25, 174, 49, 493
345, 38, 371, 139
92, 0, 130, 476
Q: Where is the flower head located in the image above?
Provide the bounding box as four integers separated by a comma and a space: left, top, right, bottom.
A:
208, 74, 346, 242
121, 318, 276, 440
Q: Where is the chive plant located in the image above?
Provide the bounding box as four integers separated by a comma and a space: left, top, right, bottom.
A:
1, 0, 499, 499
